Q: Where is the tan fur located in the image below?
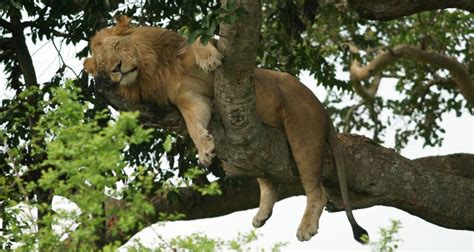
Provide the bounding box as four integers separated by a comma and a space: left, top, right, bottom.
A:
84, 17, 367, 243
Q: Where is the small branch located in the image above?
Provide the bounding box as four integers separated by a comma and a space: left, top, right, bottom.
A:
51, 39, 80, 79
350, 45, 474, 107
367, 73, 381, 97
343, 102, 363, 133
51, 30, 75, 39
381, 74, 405, 79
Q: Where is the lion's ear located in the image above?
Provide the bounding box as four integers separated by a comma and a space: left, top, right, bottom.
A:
115, 16, 131, 29
83, 57, 97, 76
111, 16, 133, 35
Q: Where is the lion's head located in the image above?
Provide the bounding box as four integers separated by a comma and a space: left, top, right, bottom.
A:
88, 35, 139, 86
84, 16, 188, 105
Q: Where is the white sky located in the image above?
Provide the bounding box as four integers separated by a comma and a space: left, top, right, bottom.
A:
0, 34, 473, 251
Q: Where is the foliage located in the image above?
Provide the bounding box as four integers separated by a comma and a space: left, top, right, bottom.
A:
187, 0, 248, 45
0, 82, 224, 249
160, 230, 287, 252
370, 219, 403, 252
1, 82, 153, 249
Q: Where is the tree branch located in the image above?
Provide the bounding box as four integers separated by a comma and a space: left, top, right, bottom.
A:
104, 133, 474, 244
347, 0, 474, 20
208, 1, 298, 182
350, 45, 474, 107
0, 18, 18, 32
214, 0, 261, 143
9, 11, 38, 90
93, 74, 187, 134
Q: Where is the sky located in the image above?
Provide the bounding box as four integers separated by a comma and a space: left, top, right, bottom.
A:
0, 34, 473, 251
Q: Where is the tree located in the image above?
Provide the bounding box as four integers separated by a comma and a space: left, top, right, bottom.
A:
0, 0, 472, 249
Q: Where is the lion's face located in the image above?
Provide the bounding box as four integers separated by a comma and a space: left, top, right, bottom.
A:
84, 16, 188, 105
86, 35, 139, 86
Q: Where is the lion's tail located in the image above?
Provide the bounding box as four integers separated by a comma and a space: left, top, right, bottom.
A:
327, 121, 369, 244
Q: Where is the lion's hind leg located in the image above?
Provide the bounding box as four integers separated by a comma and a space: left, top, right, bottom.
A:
282, 103, 329, 241
253, 178, 280, 228
192, 38, 223, 73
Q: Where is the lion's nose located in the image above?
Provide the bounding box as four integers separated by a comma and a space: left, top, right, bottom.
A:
112, 61, 122, 73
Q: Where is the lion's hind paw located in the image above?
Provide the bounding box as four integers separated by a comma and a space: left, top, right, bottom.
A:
296, 222, 318, 242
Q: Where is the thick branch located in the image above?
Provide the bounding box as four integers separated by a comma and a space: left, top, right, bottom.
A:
139, 144, 474, 230
93, 74, 186, 134
104, 133, 474, 243
347, 0, 474, 20
350, 45, 474, 107
214, 0, 261, 143
9, 11, 38, 90
210, 1, 297, 182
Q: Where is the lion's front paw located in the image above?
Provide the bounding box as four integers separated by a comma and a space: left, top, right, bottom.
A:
195, 45, 223, 73
296, 221, 318, 242
198, 133, 216, 167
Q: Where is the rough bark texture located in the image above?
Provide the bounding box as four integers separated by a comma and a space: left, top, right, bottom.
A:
348, 0, 474, 20
210, 0, 297, 183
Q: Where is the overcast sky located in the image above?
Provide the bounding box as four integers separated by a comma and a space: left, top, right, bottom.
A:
1, 36, 472, 251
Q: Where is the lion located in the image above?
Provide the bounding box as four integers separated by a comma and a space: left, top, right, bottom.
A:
84, 16, 368, 243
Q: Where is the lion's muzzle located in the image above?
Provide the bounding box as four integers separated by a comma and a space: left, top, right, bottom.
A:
109, 61, 138, 86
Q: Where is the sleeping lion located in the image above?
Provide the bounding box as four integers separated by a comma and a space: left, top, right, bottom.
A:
84, 16, 368, 243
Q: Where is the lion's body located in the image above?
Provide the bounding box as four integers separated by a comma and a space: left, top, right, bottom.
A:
84, 17, 368, 243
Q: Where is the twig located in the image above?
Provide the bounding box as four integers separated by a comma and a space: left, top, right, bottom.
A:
51, 39, 80, 79
343, 102, 363, 133
149, 225, 176, 251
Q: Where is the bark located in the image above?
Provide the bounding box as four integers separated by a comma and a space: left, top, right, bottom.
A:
210, 0, 297, 183
350, 45, 474, 107
347, 0, 474, 20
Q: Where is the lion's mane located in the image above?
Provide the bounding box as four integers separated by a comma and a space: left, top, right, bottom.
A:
90, 16, 188, 105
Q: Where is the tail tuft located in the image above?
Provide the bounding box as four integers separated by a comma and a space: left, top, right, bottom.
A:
352, 224, 369, 244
